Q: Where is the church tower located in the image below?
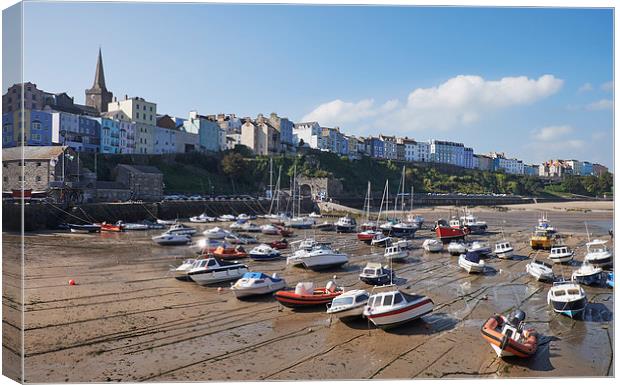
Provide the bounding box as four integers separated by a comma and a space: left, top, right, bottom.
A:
85, 48, 113, 113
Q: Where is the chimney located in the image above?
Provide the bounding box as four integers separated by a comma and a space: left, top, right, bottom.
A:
125, 94, 128, 100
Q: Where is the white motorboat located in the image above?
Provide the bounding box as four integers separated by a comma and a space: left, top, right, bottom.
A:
68, 223, 101, 233
189, 213, 215, 223
391, 221, 418, 238
459, 251, 485, 273
384, 244, 409, 262
260, 224, 280, 235
187, 257, 249, 285
152, 233, 192, 246
494, 241, 514, 259
335, 216, 357, 233
203, 226, 230, 239
171, 258, 197, 280
526, 259, 554, 281
217, 214, 237, 222
447, 241, 467, 256
286, 243, 348, 270
380, 219, 399, 233
248, 244, 281, 261
363, 285, 434, 329
536, 212, 556, 233
460, 210, 488, 234
156, 218, 177, 225
371, 234, 392, 247
166, 224, 197, 236
225, 233, 258, 245
468, 241, 491, 256
359, 262, 394, 286
326, 289, 370, 320
236, 213, 251, 221
241, 222, 261, 232
231, 272, 286, 298
548, 245, 574, 264
394, 239, 414, 250
584, 239, 613, 267
308, 212, 322, 218
406, 214, 424, 227
286, 216, 315, 229
291, 238, 319, 251
571, 261, 604, 286
229, 221, 245, 231
547, 281, 587, 318
423, 239, 443, 252
123, 222, 149, 231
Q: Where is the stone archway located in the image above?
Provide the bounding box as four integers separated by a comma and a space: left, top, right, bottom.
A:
299, 184, 312, 197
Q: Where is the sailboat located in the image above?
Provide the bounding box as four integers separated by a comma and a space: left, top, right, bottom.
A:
285, 164, 315, 229
359, 180, 388, 242
391, 166, 418, 239
360, 181, 378, 230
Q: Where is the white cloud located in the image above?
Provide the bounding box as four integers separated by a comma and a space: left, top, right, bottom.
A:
301, 74, 563, 134
578, 82, 593, 93
586, 99, 613, 111
531, 125, 573, 141
601, 81, 614, 92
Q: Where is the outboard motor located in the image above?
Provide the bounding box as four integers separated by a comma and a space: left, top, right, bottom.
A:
509, 310, 526, 327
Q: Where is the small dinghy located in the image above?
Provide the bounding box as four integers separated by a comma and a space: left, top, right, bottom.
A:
363, 285, 434, 329
384, 244, 409, 262
286, 216, 315, 229
549, 245, 574, 264
447, 241, 467, 256
335, 216, 357, 233
326, 289, 370, 320
394, 239, 414, 250
468, 241, 491, 256
142, 220, 166, 229
99, 222, 125, 232
249, 244, 281, 261
189, 213, 215, 223
480, 310, 538, 358
274, 280, 343, 308
314, 221, 335, 231
171, 258, 197, 280
152, 233, 192, 246
217, 214, 237, 222
213, 245, 248, 260
236, 213, 251, 221
526, 259, 554, 281
423, 239, 443, 252
359, 262, 394, 285
187, 257, 249, 285
547, 281, 587, 318
241, 222, 261, 233
584, 239, 613, 267
571, 261, 603, 286
371, 234, 391, 247
357, 229, 382, 243
494, 241, 514, 259
157, 218, 177, 225
167, 224, 197, 236
229, 221, 245, 231
260, 224, 280, 235
231, 272, 286, 298
459, 251, 485, 273
308, 212, 322, 218
68, 223, 101, 233
268, 238, 289, 250
203, 226, 229, 239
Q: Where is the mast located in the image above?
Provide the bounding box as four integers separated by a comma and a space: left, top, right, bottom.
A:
376, 180, 389, 223
365, 181, 371, 222
276, 165, 282, 214
268, 157, 273, 199
400, 166, 406, 217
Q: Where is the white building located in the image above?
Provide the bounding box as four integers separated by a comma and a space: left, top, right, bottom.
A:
293, 121, 323, 149
430, 140, 465, 166
488, 152, 524, 174
107, 96, 157, 154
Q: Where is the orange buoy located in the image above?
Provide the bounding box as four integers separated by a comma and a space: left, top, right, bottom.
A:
68, 279, 75, 286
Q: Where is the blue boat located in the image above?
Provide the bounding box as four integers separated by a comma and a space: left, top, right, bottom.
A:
249, 244, 281, 261
607, 272, 614, 288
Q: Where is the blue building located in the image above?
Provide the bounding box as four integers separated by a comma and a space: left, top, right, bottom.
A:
581, 161, 593, 176
2, 109, 54, 148
52, 112, 100, 152
464, 147, 474, 169
366, 137, 385, 158
97, 117, 120, 154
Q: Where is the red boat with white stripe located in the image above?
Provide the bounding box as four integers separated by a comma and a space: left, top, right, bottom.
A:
363, 285, 434, 329
435, 218, 468, 243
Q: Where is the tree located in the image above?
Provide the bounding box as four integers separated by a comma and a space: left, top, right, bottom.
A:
221, 153, 246, 176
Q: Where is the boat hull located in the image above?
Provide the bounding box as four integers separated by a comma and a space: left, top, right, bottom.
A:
232, 282, 286, 298
435, 226, 467, 243
188, 267, 249, 285
249, 253, 281, 261
496, 250, 514, 259
480, 316, 537, 358
327, 304, 366, 320
335, 225, 356, 233
585, 255, 613, 267
549, 253, 573, 263
572, 272, 603, 286
359, 274, 392, 286
274, 290, 341, 308
549, 297, 587, 318
366, 298, 433, 329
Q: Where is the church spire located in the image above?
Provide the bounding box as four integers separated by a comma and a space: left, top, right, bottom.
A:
91, 47, 107, 90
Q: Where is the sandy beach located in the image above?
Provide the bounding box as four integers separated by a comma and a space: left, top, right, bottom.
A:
2, 201, 614, 382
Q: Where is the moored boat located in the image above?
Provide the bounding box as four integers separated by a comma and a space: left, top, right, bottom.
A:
459, 251, 485, 273
468, 241, 491, 256
547, 281, 587, 318
548, 245, 574, 264
68, 223, 101, 233
171, 258, 198, 280
286, 243, 348, 270
152, 233, 192, 246
494, 241, 514, 259
212, 245, 248, 260
460, 209, 488, 234
231, 272, 286, 298
447, 241, 467, 256
363, 285, 434, 329
167, 223, 197, 236
584, 239, 613, 267
435, 219, 468, 243
384, 244, 409, 262
571, 261, 603, 286
480, 310, 537, 358
268, 238, 289, 250
98, 221, 125, 232
359, 262, 395, 286
357, 229, 382, 243
326, 289, 370, 320
530, 230, 554, 250
248, 244, 281, 261
525, 259, 554, 281
370, 233, 392, 247
203, 226, 229, 239
274, 280, 343, 309
423, 239, 443, 252
335, 216, 357, 233
187, 257, 249, 285
189, 213, 215, 223
123, 222, 149, 231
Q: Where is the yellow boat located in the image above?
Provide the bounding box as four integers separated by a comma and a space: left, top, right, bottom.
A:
530, 230, 554, 250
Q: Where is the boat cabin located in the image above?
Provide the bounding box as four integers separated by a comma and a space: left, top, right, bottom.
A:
586, 240, 609, 254
330, 291, 369, 308
551, 246, 571, 255
362, 263, 387, 277
495, 241, 512, 252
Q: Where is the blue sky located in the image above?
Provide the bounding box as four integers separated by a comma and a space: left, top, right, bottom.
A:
14, 3, 614, 168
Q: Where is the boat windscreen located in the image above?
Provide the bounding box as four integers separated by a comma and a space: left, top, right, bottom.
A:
332, 296, 354, 306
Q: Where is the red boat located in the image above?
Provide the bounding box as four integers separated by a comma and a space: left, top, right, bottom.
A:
212, 246, 248, 260
98, 222, 125, 232
274, 281, 343, 308
276, 225, 294, 237
269, 239, 289, 250
435, 219, 468, 243
357, 230, 382, 243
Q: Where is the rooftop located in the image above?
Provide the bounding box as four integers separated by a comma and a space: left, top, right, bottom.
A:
2, 146, 70, 161
115, 164, 162, 174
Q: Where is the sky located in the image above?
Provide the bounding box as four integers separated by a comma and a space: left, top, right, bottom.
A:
11, 3, 614, 168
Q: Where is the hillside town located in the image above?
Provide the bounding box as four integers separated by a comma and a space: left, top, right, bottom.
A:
2, 49, 609, 185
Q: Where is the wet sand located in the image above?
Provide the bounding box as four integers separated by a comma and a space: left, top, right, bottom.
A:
3, 202, 614, 382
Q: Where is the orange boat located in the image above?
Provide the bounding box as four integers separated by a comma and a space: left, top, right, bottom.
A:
274, 281, 343, 309
98, 222, 125, 232
480, 311, 538, 358
212, 246, 248, 260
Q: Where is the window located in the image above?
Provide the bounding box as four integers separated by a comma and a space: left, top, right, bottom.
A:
143, 113, 146, 120
149, 106, 153, 112
143, 105, 146, 110
32, 121, 41, 130
35, 176, 41, 182
18, 176, 22, 181
382, 295, 393, 306
31, 134, 41, 141
2, 176, 6, 182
